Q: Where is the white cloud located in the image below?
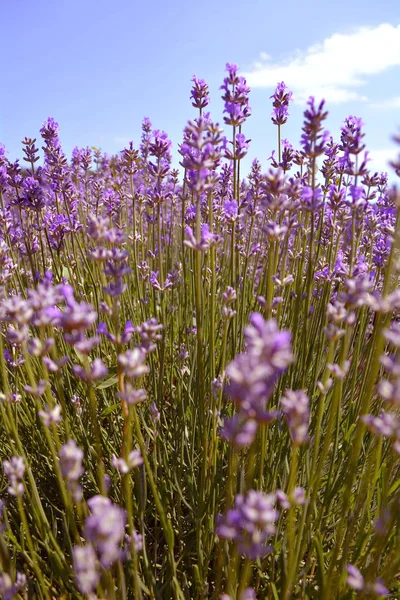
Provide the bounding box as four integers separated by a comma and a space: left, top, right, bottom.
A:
367, 147, 399, 175
370, 96, 400, 109
113, 136, 132, 146
244, 24, 400, 104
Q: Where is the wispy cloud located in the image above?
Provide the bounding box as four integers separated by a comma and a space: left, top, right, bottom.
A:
370, 97, 400, 110
244, 24, 400, 105
367, 147, 398, 175
113, 136, 132, 146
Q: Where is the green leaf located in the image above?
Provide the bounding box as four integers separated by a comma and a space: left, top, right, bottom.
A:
95, 375, 118, 390
101, 402, 120, 417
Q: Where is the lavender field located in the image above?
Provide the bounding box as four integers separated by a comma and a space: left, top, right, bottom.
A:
0, 64, 400, 599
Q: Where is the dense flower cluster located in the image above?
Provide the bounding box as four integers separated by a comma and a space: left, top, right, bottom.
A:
222, 313, 293, 446
0, 63, 399, 599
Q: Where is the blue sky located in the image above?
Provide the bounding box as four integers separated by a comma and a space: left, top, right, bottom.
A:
1, 0, 400, 178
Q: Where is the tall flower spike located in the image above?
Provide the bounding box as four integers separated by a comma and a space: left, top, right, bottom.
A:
300, 97, 329, 158
340, 116, 366, 156
220, 63, 252, 127
270, 82, 293, 126
224, 314, 293, 424
190, 76, 210, 111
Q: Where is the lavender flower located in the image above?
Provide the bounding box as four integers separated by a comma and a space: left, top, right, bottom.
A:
220, 63, 251, 127
224, 314, 293, 424
59, 439, 84, 501
346, 565, 389, 597
0, 572, 27, 600
72, 544, 100, 595
84, 495, 127, 567
346, 565, 364, 591
221, 414, 258, 447
47, 286, 97, 332
340, 116, 366, 156
118, 348, 149, 379
111, 450, 143, 474
216, 490, 279, 559
184, 223, 217, 251
362, 411, 399, 438
180, 117, 222, 193
117, 384, 147, 405
280, 390, 310, 445
300, 97, 329, 158
270, 82, 293, 126
72, 358, 108, 382
38, 404, 62, 427
190, 75, 210, 111
3, 456, 25, 497
136, 318, 163, 353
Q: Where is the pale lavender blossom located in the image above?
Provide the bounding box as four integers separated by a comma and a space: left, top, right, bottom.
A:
276, 487, 306, 509
118, 349, 149, 379
84, 495, 127, 567
72, 544, 100, 595
3, 456, 25, 497
38, 404, 62, 427
184, 223, 217, 251
281, 390, 310, 445
136, 318, 163, 353
363, 411, 399, 438
111, 450, 143, 474
221, 414, 258, 448
72, 358, 108, 382
346, 565, 364, 591
216, 490, 279, 559
59, 439, 84, 501
346, 565, 389, 597
0, 572, 27, 600
225, 314, 293, 424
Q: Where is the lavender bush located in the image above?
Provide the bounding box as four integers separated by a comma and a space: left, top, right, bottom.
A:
0, 64, 399, 598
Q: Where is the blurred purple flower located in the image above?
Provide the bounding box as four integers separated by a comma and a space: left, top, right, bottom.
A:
84, 495, 126, 567
280, 390, 310, 445
216, 490, 279, 559
72, 544, 100, 594
3, 456, 25, 497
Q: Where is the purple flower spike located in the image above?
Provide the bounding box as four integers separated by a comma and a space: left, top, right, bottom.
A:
280, 389, 310, 445
270, 81, 293, 126
220, 63, 252, 127
118, 349, 149, 379
346, 564, 365, 591
340, 115, 366, 156
216, 490, 279, 559
72, 545, 100, 594
72, 358, 108, 382
0, 572, 27, 600
300, 97, 329, 158
59, 439, 84, 501
84, 495, 127, 567
184, 223, 218, 252
3, 456, 25, 497
224, 314, 293, 426
111, 450, 143, 475
190, 75, 210, 110
221, 414, 258, 448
